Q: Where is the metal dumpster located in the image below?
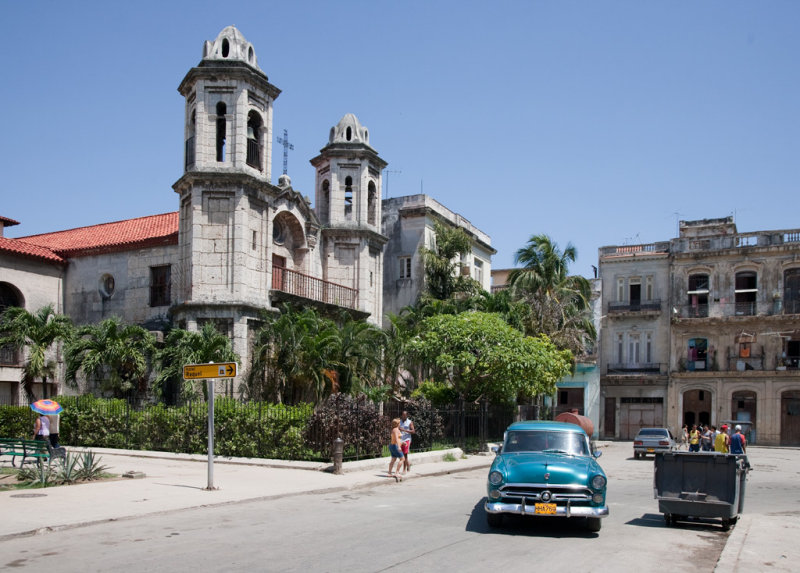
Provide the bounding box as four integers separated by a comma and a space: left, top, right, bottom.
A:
654, 451, 750, 530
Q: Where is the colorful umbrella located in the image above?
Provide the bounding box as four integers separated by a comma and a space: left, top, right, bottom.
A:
30, 399, 63, 415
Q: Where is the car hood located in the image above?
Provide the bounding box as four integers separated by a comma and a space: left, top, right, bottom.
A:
493, 452, 602, 485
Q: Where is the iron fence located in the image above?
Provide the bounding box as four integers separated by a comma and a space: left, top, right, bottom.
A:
0, 396, 517, 463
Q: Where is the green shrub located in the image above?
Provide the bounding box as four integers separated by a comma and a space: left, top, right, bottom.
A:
304, 393, 387, 460
412, 380, 459, 408
0, 405, 33, 438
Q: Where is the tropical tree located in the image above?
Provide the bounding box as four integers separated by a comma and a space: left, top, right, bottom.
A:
333, 314, 387, 396
419, 221, 480, 302
0, 305, 73, 401
246, 305, 340, 404
153, 322, 240, 403
509, 234, 596, 356
406, 311, 573, 404
65, 317, 156, 399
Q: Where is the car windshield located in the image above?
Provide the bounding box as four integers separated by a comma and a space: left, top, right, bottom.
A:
636, 429, 668, 437
504, 430, 589, 456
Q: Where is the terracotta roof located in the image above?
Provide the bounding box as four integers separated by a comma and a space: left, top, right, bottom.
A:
0, 216, 20, 227
18, 212, 179, 257
0, 236, 65, 264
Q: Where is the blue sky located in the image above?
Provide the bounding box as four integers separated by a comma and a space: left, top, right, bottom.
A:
2, 1, 798, 279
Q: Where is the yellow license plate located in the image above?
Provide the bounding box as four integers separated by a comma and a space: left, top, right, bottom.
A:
647, 448, 655, 452
534, 503, 557, 515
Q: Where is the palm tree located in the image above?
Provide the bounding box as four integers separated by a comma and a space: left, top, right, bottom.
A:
419, 221, 479, 302
65, 317, 156, 399
510, 234, 596, 356
154, 322, 240, 403
0, 305, 73, 401
333, 315, 386, 395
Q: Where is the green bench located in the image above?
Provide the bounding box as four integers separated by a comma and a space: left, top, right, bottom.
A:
0, 438, 63, 467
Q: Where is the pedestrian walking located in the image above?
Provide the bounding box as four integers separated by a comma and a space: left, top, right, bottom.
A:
399, 410, 416, 473
729, 424, 747, 455
680, 424, 689, 450
388, 418, 405, 481
688, 424, 701, 452
48, 414, 60, 448
701, 425, 714, 451
33, 412, 50, 442
715, 424, 730, 453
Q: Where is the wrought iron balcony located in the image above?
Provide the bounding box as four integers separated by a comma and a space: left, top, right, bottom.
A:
607, 299, 662, 314
272, 266, 357, 310
606, 362, 664, 375
246, 139, 262, 171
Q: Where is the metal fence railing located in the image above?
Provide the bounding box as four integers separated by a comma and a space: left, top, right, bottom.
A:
0, 396, 517, 463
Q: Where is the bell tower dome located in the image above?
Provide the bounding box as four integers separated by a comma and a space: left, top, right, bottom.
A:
179, 26, 280, 180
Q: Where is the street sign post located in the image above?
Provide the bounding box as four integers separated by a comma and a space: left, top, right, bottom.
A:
182, 362, 239, 490
182, 362, 237, 380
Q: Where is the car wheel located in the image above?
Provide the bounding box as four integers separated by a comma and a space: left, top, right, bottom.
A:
633, 452, 638, 460
721, 518, 731, 531
664, 514, 672, 526
586, 517, 602, 532
486, 512, 504, 528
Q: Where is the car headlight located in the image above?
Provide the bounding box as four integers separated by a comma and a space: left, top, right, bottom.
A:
592, 492, 604, 504
489, 471, 504, 485
591, 475, 606, 489
489, 489, 502, 500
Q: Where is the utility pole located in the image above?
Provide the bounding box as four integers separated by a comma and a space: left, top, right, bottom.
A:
383, 169, 401, 198
277, 129, 294, 175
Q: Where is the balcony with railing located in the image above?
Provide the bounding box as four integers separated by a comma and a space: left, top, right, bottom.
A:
674, 301, 784, 319
271, 266, 357, 310
607, 299, 662, 316
246, 139, 262, 171
606, 362, 664, 375
599, 242, 671, 258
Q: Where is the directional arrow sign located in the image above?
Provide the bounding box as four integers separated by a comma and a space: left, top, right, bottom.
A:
182, 362, 238, 380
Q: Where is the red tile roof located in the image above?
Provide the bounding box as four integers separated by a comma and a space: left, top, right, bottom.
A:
18, 212, 179, 257
0, 236, 65, 264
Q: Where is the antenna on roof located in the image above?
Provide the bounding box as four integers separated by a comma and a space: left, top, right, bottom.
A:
383, 169, 401, 199
276, 129, 294, 175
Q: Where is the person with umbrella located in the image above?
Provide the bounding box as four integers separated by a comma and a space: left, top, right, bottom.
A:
30, 399, 62, 445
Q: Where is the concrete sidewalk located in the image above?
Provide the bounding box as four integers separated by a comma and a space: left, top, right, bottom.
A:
0, 447, 489, 540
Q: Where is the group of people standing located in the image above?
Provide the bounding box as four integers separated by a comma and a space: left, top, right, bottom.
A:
683, 423, 746, 455
388, 411, 415, 482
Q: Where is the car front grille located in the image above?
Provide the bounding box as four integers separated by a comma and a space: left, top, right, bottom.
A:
499, 483, 593, 503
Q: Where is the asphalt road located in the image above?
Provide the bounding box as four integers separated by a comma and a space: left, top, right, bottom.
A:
4, 442, 793, 572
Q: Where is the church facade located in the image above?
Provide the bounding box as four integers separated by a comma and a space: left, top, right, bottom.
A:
0, 27, 493, 402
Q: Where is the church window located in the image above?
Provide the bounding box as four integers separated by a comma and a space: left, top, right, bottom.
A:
344, 176, 353, 218
320, 179, 330, 224
346, 126, 352, 141
252, 230, 258, 250
221, 38, 230, 58
216, 102, 227, 162
99, 274, 115, 299
399, 256, 412, 279
150, 265, 171, 307
273, 219, 286, 245
367, 181, 376, 225
185, 110, 196, 169
248, 46, 254, 63
246, 111, 263, 171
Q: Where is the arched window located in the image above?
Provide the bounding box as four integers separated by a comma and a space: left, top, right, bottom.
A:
346, 126, 352, 141
320, 180, 330, 224
246, 111, 263, 170
367, 181, 377, 225
344, 176, 353, 218
688, 338, 708, 371
216, 102, 227, 162
185, 109, 196, 169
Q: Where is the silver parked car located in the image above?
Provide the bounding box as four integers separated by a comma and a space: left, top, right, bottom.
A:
633, 428, 676, 459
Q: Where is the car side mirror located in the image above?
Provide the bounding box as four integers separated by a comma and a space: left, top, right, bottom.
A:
491, 445, 502, 455
593, 450, 602, 458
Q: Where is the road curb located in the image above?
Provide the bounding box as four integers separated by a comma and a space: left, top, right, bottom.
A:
0, 456, 490, 542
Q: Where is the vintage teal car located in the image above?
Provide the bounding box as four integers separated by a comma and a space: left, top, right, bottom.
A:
485, 421, 609, 531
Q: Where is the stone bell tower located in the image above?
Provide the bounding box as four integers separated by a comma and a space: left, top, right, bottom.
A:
310, 114, 388, 325
171, 26, 282, 373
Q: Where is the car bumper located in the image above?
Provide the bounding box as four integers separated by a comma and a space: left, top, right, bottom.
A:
485, 500, 609, 518
634, 446, 672, 454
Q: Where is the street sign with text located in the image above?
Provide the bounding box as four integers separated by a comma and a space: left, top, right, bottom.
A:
182, 362, 238, 380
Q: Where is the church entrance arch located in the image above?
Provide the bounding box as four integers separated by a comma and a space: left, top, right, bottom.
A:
683, 388, 712, 427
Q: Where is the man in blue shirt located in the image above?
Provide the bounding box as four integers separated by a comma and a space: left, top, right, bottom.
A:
729, 425, 747, 455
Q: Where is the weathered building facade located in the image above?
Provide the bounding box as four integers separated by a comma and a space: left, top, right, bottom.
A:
598, 217, 800, 446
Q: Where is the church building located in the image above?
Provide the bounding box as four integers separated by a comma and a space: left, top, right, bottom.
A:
0, 27, 493, 402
